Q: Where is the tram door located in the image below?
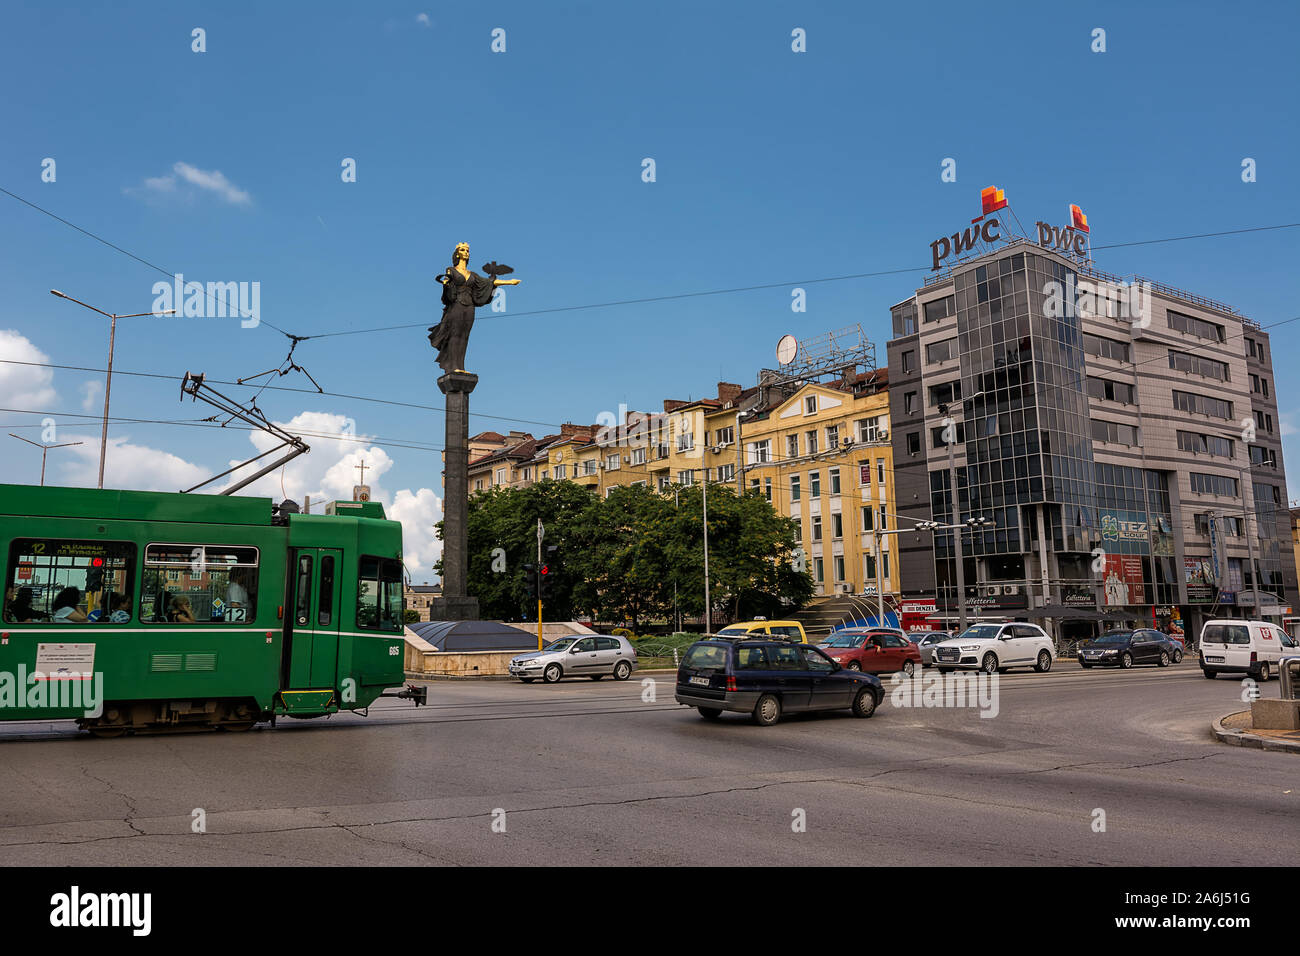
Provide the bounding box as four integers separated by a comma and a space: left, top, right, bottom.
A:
286, 548, 343, 690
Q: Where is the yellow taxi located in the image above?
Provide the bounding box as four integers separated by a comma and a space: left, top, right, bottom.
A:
714, 618, 809, 643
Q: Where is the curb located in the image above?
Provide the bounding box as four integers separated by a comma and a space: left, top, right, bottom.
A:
1212, 712, 1300, 753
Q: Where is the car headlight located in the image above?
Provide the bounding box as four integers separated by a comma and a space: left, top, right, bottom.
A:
960, 644, 980, 651
1102, 650, 1117, 656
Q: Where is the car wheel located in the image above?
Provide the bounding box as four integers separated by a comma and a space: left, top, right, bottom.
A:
752, 693, 782, 726
1202, 669, 1216, 679
846, 660, 861, 671
543, 663, 563, 684
1120, 652, 1133, 669
613, 660, 632, 681
1034, 650, 1052, 673
698, 707, 722, 720
852, 687, 877, 718
520, 678, 535, 683
981, 653, 998, 675
1173, 649, 1183, 664
1257, 662, 1272, 681
1158, 651, 1170, 667
901, 660, 916, 678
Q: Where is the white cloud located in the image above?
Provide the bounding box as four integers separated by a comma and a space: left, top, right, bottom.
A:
60, 435, 209, 492
389, 487, 443, 578
0, 329, 57, 410
126, 162, 252, 206
79, 379, 102, 413
416, 13, 432, 27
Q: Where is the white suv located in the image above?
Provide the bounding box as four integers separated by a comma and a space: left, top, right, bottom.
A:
1199, 619, 1300, 681
931, 622, 1055, 674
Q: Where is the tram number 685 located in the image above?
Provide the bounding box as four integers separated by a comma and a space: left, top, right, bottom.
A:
388, 645, 401, 656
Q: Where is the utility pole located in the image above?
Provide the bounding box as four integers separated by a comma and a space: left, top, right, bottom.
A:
8, 434, 83, 486
49, 290, 173, 488
873, 524, 884, 626
702, 467, 711, 635
536, 518, 544, 650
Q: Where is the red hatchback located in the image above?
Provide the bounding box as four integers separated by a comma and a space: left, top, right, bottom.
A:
820, 628, 920, 677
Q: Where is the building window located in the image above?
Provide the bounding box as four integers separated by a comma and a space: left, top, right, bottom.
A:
834, 555, 846, 581
882, 552, 890, 580
606, 454, 620, 471
831, 513, 843, 539
923, 296, 955, 324
1255, 410, 1274, 434
677, 470, 695, 485
929, 380, 962, 408
790, 475, 801, 501
1083, 333, 1130, 363
877, 461, 886, 487
677, 431, 694, 452
1091, 420, 1140, 446
555, 464, 567, 479
904, 392, 917, 415
583, 459, 598, 476
879, 505, 888, 531
495, 468, 507, 485
1172, 390, 1232, 419
812, 516, 823, 541
1167, 310, 1225, 342
814, 557, 824, 584
522, 467, 531, 481
931, 423, 966, 448
786, 434, 799, 459
764, 477, 772, 502
474, 479, 484, 491
926, 338, 958, 364
806, 431, 818, 455
857, 417, 883, 443
1177, 431, 1233, 457
718, 463, 735, 482
1169, 349, 1228, 381
902, 350, 916, 373
1190, 472, 1238, 496
1195, 513, 1242, 536
747, 440, 771, 464
1086, 377, 1135, 404
829, 468, 841, 495
864, 554, 877, 580
714, 426, 734, 446
1249, 445, 1277, 467
810, 471, 821, 496
826, 425, 839, 450
907, 431, 921, 455
858, 460, 871, 487
805, 395, 817, 415
631, 447, 646, 465
658, 476, 670, 492
860, 506, 874, 531
1250, 373, 1270, 397
632, 479, 647, 488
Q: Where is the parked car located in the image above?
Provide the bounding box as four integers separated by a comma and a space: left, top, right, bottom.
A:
1199, 619, 1300, 681
1077, 629, 1181, 669
820, 627, 919, 676
714, 619, 809, 643
907, 630, 954, 667
509, 634, 637, 683
674, 637, 883, 725
931, 622, 1055, 674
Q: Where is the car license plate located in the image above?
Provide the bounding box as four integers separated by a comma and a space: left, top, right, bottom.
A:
1205, 656, 1223, 663
689, 676, 710, 687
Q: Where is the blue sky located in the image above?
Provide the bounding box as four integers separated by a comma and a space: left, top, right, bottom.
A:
1, 0, 1297, 579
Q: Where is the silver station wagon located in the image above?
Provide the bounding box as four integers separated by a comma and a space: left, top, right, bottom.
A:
509, 634, 638, 683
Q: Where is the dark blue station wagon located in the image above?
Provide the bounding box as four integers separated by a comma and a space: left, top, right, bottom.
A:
674, 638, 884, 726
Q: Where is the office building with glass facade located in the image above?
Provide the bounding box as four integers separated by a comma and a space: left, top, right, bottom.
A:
888, 238, 1295, 640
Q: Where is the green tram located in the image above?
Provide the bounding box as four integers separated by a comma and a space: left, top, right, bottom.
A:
0, 484, 423, 736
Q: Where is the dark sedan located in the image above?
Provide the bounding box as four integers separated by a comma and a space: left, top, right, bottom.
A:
1077, 629, 1181, 669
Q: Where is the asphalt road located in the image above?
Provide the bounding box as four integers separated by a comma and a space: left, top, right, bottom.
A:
0, 662, 1294, 866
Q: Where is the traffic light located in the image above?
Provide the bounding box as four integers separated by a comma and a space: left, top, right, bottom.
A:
538, 546, 559, 600
523, 563, 538, 599
85, 558, 104, 593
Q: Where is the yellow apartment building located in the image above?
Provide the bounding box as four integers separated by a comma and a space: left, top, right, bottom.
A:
739, 371, 895, 600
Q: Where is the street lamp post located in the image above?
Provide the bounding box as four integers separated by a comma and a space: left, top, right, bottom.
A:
915, 516, 992, 632
49, 290, 174, 489
938, 392, 984, 632
8, 434, 83, 485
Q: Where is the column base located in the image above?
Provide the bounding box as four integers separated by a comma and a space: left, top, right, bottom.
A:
429, 596, 481, 622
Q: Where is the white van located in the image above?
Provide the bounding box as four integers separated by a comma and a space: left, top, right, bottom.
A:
1199, 619, 1300, 680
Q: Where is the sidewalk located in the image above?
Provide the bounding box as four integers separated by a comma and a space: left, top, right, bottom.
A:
1212, 711, 1300, 753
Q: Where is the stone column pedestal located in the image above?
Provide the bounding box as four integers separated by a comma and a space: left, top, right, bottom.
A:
431, 370, 480, 622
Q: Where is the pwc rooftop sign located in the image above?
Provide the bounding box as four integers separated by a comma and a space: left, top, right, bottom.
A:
928, 188, 1093, 271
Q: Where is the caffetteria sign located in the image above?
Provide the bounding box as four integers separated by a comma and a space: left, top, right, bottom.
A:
928, 188, 1092, 271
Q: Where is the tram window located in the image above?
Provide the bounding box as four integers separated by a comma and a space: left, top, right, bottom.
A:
318, 556, 335, 627
141, 544, 259, 624
357, 556, 403, 632
295, 555, 313, 626
4, 539, 136, 624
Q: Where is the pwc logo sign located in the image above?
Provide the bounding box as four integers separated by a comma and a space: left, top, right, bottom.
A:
929, 186, 1006, 271
1036, 204, 1091, 256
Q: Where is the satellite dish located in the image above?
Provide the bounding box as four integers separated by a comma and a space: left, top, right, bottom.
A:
776, 334, 798, 366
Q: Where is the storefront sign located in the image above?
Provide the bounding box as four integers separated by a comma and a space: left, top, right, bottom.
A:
1101, 514, 1147, 542
1102, 555, 1145, 606
929, 186, 1006, 271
